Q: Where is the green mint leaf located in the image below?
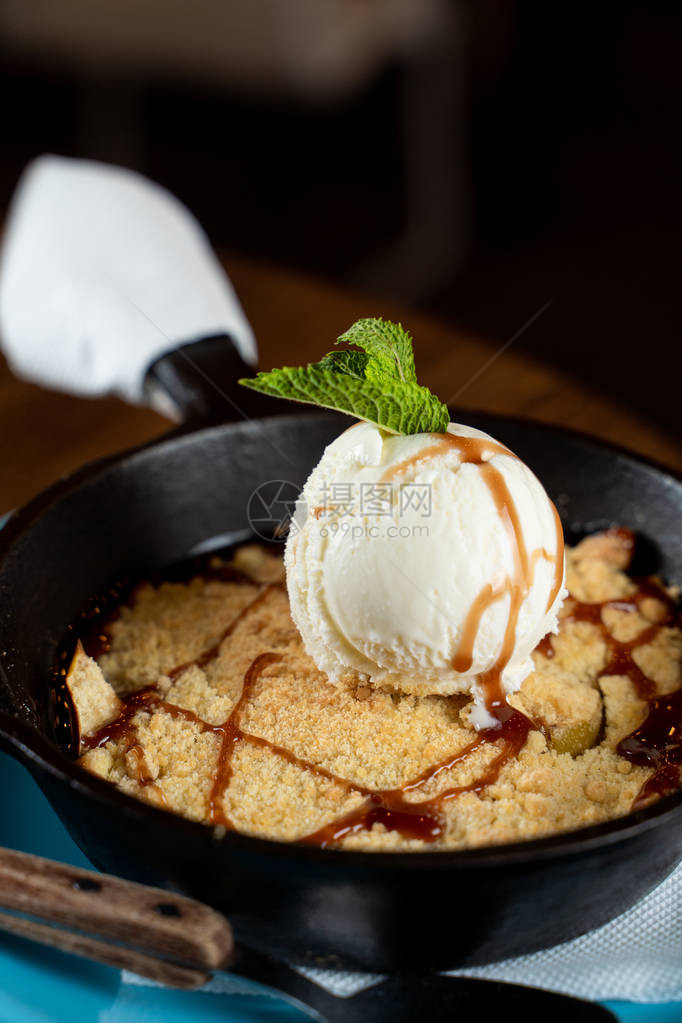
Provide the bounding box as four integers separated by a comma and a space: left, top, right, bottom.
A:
238, 317, 449, 435
318, 349, 369, 380
337, 318, 417, 383
239, 364, 449, 434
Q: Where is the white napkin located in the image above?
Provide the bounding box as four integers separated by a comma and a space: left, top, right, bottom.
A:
299, 860, 682, 1004
445, 860, 682, 1003
122, 860, 682, 1007
0, 155, 257, 407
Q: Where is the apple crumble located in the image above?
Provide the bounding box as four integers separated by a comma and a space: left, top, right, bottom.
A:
63, 529, 682, 850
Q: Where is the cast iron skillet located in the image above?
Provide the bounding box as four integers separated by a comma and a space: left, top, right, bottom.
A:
0, 338, 679, 1014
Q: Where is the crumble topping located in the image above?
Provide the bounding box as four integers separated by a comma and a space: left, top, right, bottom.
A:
65, 533, 681, 850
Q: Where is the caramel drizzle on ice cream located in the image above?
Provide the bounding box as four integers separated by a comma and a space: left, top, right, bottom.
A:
453, 544, 559, 679
379, 434, 513, 483
382, 433, 565, 723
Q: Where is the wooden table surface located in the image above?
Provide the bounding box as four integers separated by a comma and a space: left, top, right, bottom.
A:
1, 253, 680, 514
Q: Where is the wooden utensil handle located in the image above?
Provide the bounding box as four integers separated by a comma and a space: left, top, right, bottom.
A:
0, 846, 233, 988
0, 910, 210, 987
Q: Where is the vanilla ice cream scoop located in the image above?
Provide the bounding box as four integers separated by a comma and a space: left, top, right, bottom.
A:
284, 421, 566, 728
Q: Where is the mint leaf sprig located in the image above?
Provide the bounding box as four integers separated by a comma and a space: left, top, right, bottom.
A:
238, 318, 449, 435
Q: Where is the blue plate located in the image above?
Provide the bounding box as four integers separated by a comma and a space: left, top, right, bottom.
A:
0, 513, 677, 1022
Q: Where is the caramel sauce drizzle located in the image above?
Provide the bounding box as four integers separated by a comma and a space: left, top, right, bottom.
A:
381, 432, 565, 723
80, 570, 535, 846
79, 536, 681, 845
167, 583, 277, 682
379, 434, 513, 484
75, 434, 572, 847
300, 713, 531, 846
82, 588, 282, 829
79, 567, 256, 665
76, 478, 677, 845
451, 580, 509, 674
535, 633, 555, 659
620, 689, 682, 808
540, 570, 682, 808
82, 689, 169, 806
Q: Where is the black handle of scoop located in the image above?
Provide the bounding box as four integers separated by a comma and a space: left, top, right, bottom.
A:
232, 946, 618, 1023
144, 334, 287, 425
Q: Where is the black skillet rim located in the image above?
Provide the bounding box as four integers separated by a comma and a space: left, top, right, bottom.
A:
0, 408, 681, 873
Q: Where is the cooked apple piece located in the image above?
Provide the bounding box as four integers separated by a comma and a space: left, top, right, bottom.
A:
509, 670, 602, 756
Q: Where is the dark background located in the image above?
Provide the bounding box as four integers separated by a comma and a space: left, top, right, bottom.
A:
1, 0, 680, 443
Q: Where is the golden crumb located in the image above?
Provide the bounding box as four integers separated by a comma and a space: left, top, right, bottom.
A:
569, 528, 634, 569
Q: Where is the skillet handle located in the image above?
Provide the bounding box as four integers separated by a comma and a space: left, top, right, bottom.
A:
231, 948, 617, 1023
144, 334, 286, 426
0, 803, 616, 1022
330, 975, 617, 1023
0, 845, 233, 988
0, 157, 260, 412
